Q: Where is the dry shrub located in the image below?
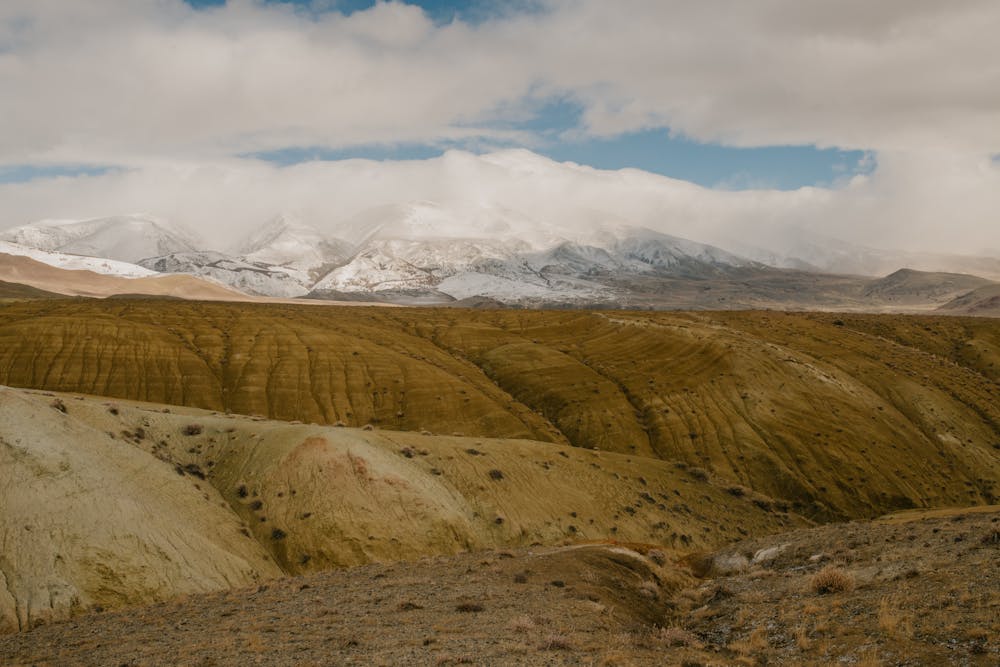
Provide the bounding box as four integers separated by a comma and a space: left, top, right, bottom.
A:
810, 566, 855, 595
657, 626, 702, 648
729, 626, 769, 655
538, 634, 573, 651
687, 466, 710, 482
455, 602, 483, 613
637, 581, 659, 600
856, 649, 882, 667
647, 549, 667, 565
793, 626, 811, 650
508, 615, 535, 634
181, 423, 203, 436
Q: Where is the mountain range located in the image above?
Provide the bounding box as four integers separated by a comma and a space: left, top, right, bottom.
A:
1, 206, 998, 313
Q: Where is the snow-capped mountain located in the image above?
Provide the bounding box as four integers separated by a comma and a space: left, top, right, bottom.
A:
237, 215, 353, 282
310, 203, 758, 302
0, 204, 774, 303
138, 252, 310, 298
0, 215, 200, 264
0, 241, 157, 278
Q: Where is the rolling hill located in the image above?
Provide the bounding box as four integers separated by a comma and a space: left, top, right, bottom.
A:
0, 385, 793, 633
0, 300, 997, 524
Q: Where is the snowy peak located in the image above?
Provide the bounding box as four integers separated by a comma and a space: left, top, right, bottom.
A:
138, 251, 309, 298
334, 201, 556, 249
0, 215, 199, 264
238, 215, 353, 279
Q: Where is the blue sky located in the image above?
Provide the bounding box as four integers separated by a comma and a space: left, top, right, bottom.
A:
178, 0, 868, 191
185, 0, 528, 25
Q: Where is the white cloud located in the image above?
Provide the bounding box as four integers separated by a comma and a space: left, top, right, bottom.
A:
2, 149, 997, 257
0, 0, 997, 256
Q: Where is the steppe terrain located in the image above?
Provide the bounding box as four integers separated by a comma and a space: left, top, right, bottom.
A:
1, 505, 996, 666
0, 298, 997, 665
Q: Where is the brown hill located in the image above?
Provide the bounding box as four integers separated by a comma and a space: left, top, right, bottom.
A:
0, 253, 250, 300
0, 385, 793, 633
0, 279, 61, 300
0, 300, 997, 523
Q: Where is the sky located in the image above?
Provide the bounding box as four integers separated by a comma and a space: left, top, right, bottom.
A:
0, 0, 998, 255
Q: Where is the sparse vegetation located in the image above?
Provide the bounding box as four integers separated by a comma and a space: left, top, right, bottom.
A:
181, 424, 203, 436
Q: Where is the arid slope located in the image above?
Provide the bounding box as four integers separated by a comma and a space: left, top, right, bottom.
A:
2, 507, 995, 666
0, 386, 793, 632
0, 301, 997, 522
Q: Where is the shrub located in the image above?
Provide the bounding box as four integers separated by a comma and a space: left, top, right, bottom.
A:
455, 602, 483, 613
810, 566, 855, 594
271, 528, 287, 540
181, 424, 203, 436
397, 601, 423, 611
647, 549, 667, 565
538, 634, 573, 651
488, 469, 504, 480
658, 626, 701, 648
687, 467, 710, 482
508, 615, 535, 633
51, 399, 67, 413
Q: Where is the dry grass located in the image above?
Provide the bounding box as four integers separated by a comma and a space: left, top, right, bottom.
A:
877, 597, 912, 639
729, 626, 769, 655
538, 634, 573, 651
656, 626, 702, 649
507, 615, 535, 634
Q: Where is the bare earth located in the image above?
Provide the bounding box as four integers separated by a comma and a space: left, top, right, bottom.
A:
1, 507, 996, 666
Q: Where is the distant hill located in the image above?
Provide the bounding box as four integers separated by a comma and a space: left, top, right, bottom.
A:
0, 253, 251, 300
863, 268, 994, 305
0, 279, 61, 299
938, 283, 1000, 317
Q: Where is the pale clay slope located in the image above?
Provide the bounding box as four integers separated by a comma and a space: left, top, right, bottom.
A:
0, 253, 248, 300
0, 387, 281, 635
0, 386, 796, 633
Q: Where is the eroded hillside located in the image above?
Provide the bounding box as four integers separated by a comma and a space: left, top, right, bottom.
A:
0, 301, 998, 523
0, 386, 793, 632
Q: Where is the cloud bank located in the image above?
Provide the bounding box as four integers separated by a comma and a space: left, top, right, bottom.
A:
0, 0, 997, 255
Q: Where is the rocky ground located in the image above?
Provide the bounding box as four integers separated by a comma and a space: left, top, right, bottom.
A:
2, 507, 996, 666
